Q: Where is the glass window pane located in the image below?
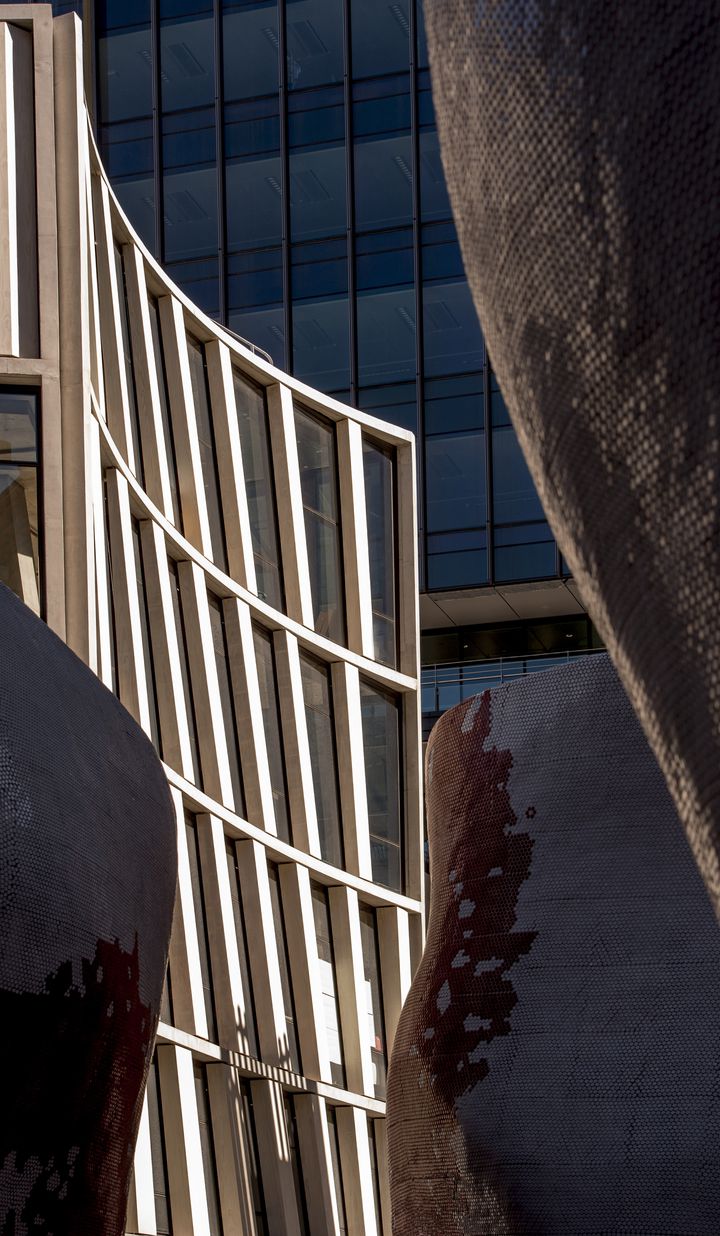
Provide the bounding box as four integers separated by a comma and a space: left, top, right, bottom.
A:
286, 0, 344, 91
295, 407, 346, 644
357, 382, 417, 434
223, 1, 279, 100
360, 682, 402, 892
492, 426, 546, 524
367, 1118, 383, 1233
193, 1063, 224, 1235
359, 906, 387, 1098
240, 1082, 269, 1235
98, 24, 153, 123
225, 99, 282, 250
268, 862, 302, 1072
352, 0, 409, 78
146, 1057, 173, 1236
289, 115, 346, 242
163, 112, 218, 262
225, 839, 260, 1057
160, 12, 215, 111
114, 244, 144, 484
419, 128, 451, 221
311, 884, 345, 1086
425, 431, 486, 534
187, 336, 228, 571
357, 285, 416, 387
131, 518, 162, 752
0, 391, 37, 462
363, 440, 397, 668
0, 392, 39, 614
326, 1106, 348, 1234
422, 277, 484, 377
208, 594, 245, 816
253, 626, 291, 841
354, 79, 412, 231
185, 812, 218, 1040
148, 295, 183, 529
168, 558, 202, 784
233, 368, 284, 609
493, 522, 556, 582
292, 295, 350, 391
300, 654, 343, 867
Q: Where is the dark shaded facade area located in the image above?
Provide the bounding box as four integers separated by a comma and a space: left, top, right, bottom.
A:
0, 584, 176, 1236
389, 657, 720, 1234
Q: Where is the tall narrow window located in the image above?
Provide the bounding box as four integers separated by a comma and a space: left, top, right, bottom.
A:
359, 906, 388, 1099
326, 1106, 348, 1235
102, 476, 119, 692
185, 812, 217, 1041
225, 838, 259, 1058
131, 517, 162, 752
300, 654, 343, 868
294, 406, 346, 644
252, 626, 290, 842
148, 295, 182, 530
267, 863, 301, 1073
367, 1118, 384, 1235
233, 368, 284, 610
283, 1095, 310, 1236
193, 1063, 224, 1235
187, 335, 228, 572
208, 593, 245, 816
159, 961, 174, 1026
113, 243, 144, 484
360, 682, 403, 892
363, 439, 397, 668
146, 1057, 172, 1235
240, 1082, 269, 1236
311, 884, 344, 1086
168, 558, 202, 786
0, 389, 40, 615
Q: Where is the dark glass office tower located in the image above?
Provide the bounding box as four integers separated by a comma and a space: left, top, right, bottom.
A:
69, 0, 597, 725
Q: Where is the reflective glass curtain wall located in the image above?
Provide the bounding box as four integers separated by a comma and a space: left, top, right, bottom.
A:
95, 0, 560, 594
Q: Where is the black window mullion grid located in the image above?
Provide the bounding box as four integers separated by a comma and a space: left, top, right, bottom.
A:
214, 0, 227, 323
278, 0, 293, 371
151, 0, 163, 260
409, 0, 426, 592
343, 0, 357, 402
484, 364, 495, 585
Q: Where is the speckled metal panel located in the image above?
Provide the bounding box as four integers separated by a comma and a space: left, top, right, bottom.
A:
388, 656, 720, 1234
422, 0, 720, 919
0, 584, 176, 1236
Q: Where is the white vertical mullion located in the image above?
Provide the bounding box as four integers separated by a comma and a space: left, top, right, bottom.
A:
267, 382, 314, 626
223, 598, 277, 833
376, 905, 412, 1056
124, 243, 175, 517
178, 558, 235, 808
337, 418, 374, 659
205, 339, 257, 589
294, 1094, 342, 1236
329, 886, 375, 1098
157, 1044, 212, 1236
279, 862, 330, 1083
234, 838, 289, 1068
167, 785, 209, 1040
91, 174, 136, 468
197, 813, 253, 1054
140, 521, 195, 779
331, 661, 372, 880
92, 429, 114, 689
274, 628, 321, 856
127, 1090, 157, 1235
104, 468, 149, 730
159, 295, 213, 556
336, 1106, 379, 1236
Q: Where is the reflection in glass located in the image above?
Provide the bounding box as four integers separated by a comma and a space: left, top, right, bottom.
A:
268, 863, 302, 1072
0, 466, 39, 615
311, 884, 345, 1086
253, 626, 291, 842
223, 0, 279, 101
113, 244, 144, 483
425, 431, 486, 534
98, 25, 152, 124
285, 0, 343, 91
352, 0, 409, 78
163, 109, 218, 262
357, 285, 416, 386
148, 295, 183, 529
233, 369, 284, 609
168, 558, 202, 784
492, 426, 546, 524
225, 97, 282, 250
363, 440, 397, 667
208, 594, 245, 816
360, 681, 402, 891
146, 1058, 172, 1236
359, 906, 387, 1098
354, 79, 412, 232
186, 336, 228, 571
185, 812, 217, 1040
300, 654, 343, 867
131, 518, 162, 752
295, 407, 346, 643
494, 523, 556, 582
326, 1106, 348, 1234
193, 1063, 224, 1235
225, 839, 259, 1057
160, 12, 214, 112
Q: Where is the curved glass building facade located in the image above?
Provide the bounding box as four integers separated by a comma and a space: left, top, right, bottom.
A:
0, 9, 422, 1233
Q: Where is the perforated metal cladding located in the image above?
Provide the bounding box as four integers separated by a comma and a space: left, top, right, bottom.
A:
0, 584, 176, 1236
388, 657, 720, 1233
421, 1, 720, 918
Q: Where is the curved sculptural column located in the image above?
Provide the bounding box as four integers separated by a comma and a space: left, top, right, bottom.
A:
388, 657, 720, 1234
0, 584, 176, 1236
